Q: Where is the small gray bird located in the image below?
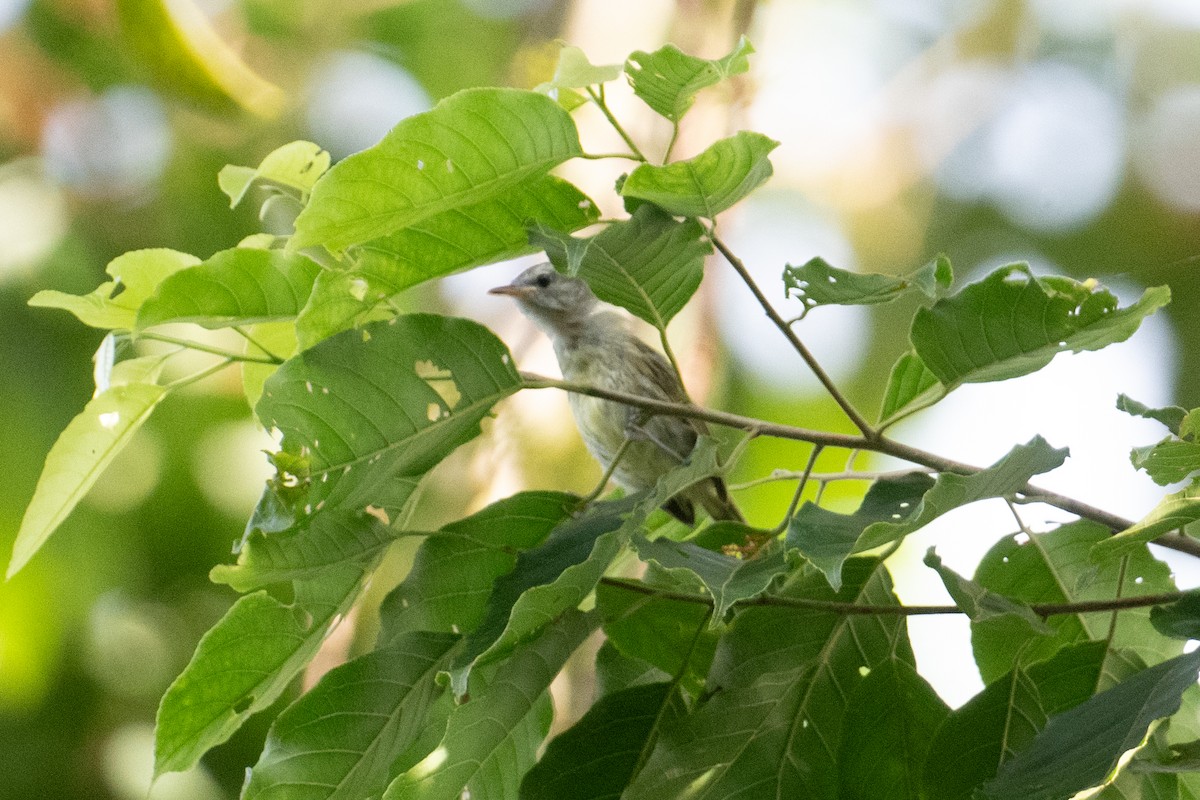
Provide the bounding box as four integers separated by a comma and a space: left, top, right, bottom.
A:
490, 262, 742, 523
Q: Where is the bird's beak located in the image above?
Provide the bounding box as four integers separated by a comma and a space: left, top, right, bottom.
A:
488, 284, 534, 298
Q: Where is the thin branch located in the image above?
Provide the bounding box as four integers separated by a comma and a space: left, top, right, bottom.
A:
599, 577, 1191, 618
519, 372, 1200, 560
140, 331, 282, 364
233, 325, 285, 363
586, 86, 648, 162
772, 445, 822, 536
731, 467, 936, 491
708, 231, 876, 438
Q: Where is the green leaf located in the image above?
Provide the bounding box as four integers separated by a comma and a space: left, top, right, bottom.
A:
155, 564, 366, 775
1117, 394, 1188, 436
536, 43, 621, 90
519, 681, 680, 800
378, 491, 576, 641
594, 640, 670, 697
1149, 592, 1200, 640
291, 88, 583, 252
448, 497, 634, 695
624, 36, 754, 122
533, 204, 711, 330
619, 131, 779, 218
383, 609, 598, 800
29, 248, 200, 329
256, 314, 520, 513
784, 254, 952, 314
1091, 481, 1200, 563
632, 533, 790, 619
878, 350, 944, 424
788, 437, 1066, 590
9, 381, 167, 579
596, 578, 718, 697
972, 520, 1181, 686
626, 559, 912, 800
924, 548, 1052, 635
911, 265, 1170, 388
210, 505, 413, 592
241, 320, 297, 411
242, 631, 459, 800
296, 175, 598, 348
922, 641, 1109, 800
838, 659, 950, 800
219, 140, 330, 209
1130, 439, 1200, 486
979, 649, 1200, 800
136, 248, 322, 329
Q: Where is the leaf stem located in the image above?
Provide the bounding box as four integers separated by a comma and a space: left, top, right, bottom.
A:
233, 326, 285, 363
707, 230, 876, 438
772, 445, 822, 536
519, 372, 1200, 560
139, 331, 281, 364
164, 359, 236, 391
599, 576, 1191, 618
586, 86, 648, 162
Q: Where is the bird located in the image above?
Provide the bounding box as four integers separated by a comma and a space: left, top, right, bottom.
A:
489, 262, 742, 524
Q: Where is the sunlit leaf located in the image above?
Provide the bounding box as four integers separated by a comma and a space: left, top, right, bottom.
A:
620, 131, 779, 218
979, 649, 1200, 800
535, 43, 621, 90
241, 320, 297, 411
29, 248, 200, 330
155, 564, 366, 775
8, 381, 167, 579
137, 248, 321, 329
972, 520, 1181, 686
838, 659, 949, 800
788, 437, 1066, 590
291, 88, 583, 252
243, 631, 459, 800
296, 175, 598, 348
624, 36, 753, 122
532, 204, 711, 330
383, 610, 598, 800
911, 265, 1170, 388
519, 682, 681, 800
256, 314, 520, 513
1091, 481, 1200, 562
219, 140, 330, 208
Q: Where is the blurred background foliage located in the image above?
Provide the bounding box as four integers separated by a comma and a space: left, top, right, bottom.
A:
2, 0, 1200, 797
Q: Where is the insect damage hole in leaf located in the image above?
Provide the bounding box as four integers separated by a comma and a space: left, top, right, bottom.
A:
414, 359, 462, 410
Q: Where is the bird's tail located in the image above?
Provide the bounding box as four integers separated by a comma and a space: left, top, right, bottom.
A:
696, 476, 745, 523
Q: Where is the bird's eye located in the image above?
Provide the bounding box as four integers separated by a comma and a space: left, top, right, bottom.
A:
534, 274, 552, 288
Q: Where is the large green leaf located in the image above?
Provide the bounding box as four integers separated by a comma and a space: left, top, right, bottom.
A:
619, 131, 778, 218
838, 659, 950, 800
256, 314, 520, 513
383, 610, 598, 800
295, 175, 598, 348
136, 248, 321, 329
243, 631, 459, 800
631, 532, 790, 619
155, 564, 366, 775
924, 548, 1051, 635
979, 649, 1200, 800
972, 520, 1181, 686
911, 265, 1170, 388
878, 350, 944, 424
219, 140, 330, 209
9, 381, 167, 578
784, 255, 951, 315
532, 204, 711, 330
519, 681, 681, 800
448, 497, 634, 695
1092, 481, 1200, 562
788, 437, 1066, 590
377, 491, 576, 641
291, 88, 583, 252
922, 640, 1109, 800
625, 559, 911, 800
29, 248, 200, 329
624, 37, 753, 122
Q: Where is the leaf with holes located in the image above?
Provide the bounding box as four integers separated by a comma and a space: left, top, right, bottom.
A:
620, 131, 778, 218
256, 314, 520, 514
291, 88, 583, 252
624, 37, 753, 122
532, 204, 711, 330
911, 265, 1169, 388
784, 255, 951, 313
29, 248, 200, 329
137, 248, 321, 329
155, 563, 366, 775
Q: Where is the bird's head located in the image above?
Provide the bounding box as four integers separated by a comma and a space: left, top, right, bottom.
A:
489, 262, 598, 334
